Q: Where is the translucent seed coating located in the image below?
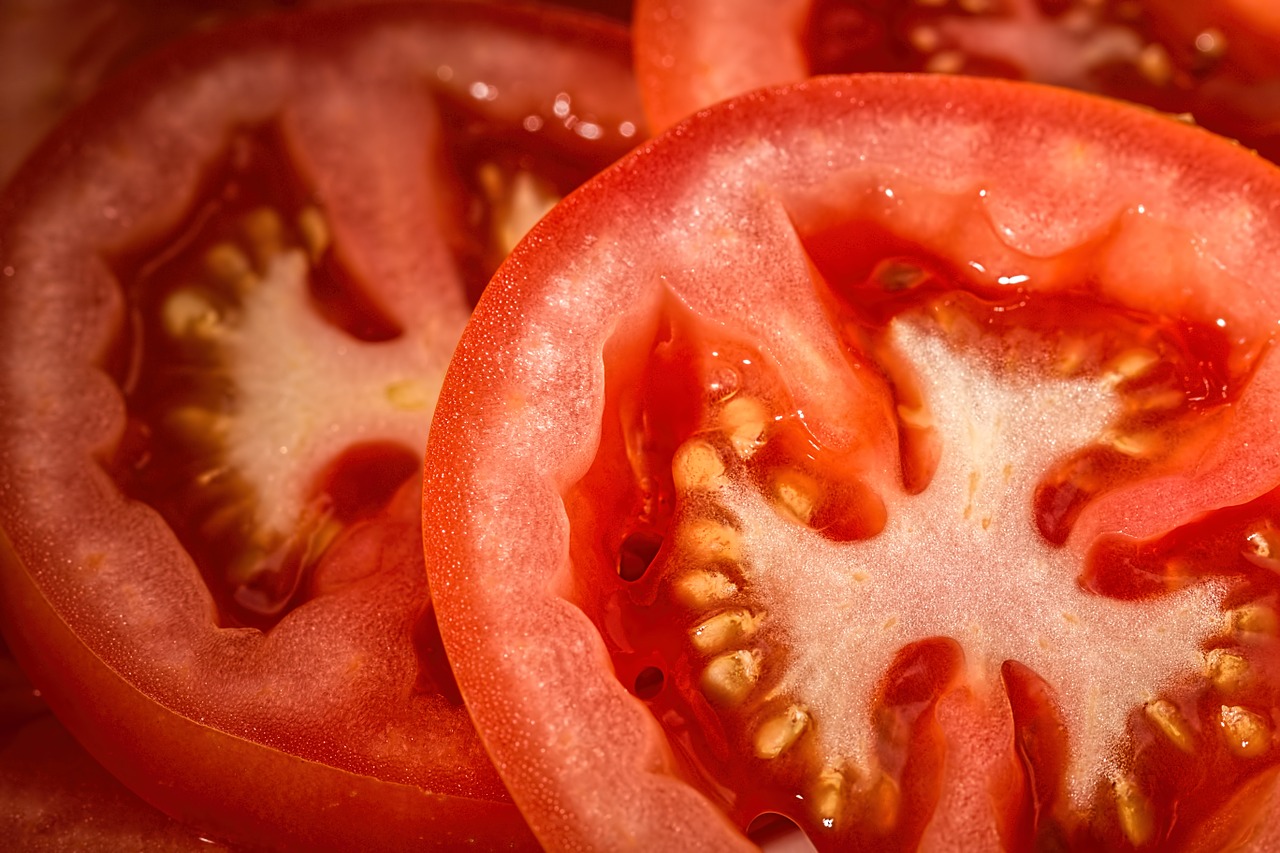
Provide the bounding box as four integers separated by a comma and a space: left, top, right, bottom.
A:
772, 469, 818, 526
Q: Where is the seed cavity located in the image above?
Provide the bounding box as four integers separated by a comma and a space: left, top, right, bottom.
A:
1113, 776, 1155, 847
719, 396, 769, 459
673, 439, 726, 493
1144, 699, 1193, 752
754, 704, 810, 759
618, 530, 664, 582
702, 649, 762, 705
690, 608, 763, 654
1218, 705, 1273, 758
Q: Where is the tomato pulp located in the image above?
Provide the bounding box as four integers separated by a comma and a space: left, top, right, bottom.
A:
423, 75, 1280, 850
0, 2, 642, 848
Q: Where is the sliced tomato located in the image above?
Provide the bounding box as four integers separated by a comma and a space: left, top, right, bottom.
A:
0, 2, 642, 849
422, 75, 1280, 850
634, 0, 1280, 161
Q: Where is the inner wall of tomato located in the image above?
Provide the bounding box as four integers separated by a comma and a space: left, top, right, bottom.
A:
425, 75, 1280, 851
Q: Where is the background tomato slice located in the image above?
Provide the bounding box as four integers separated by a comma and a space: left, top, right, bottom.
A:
422, 75, 1280, 850
0, 3, 642, 848
634, 0, 1280, 161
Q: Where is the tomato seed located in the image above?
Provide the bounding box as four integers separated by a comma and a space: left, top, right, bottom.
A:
1143, 699, 1194, 752
1218, 705, 1272, 758
1203, 648, 1250, 693
754, 704, 810, 760
690, 608, 763, 654
672, 439, 726, 493
1113, 776, 1155, 847
702, 650, 762, 705
672, 569, 739, 608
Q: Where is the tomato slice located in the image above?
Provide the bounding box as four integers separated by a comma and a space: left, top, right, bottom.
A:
634, 0, 1280, 160
422, 75, 1280, 849
0, 3, 642, 849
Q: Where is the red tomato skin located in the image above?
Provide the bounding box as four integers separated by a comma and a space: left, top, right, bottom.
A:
423, 74, 1280, 851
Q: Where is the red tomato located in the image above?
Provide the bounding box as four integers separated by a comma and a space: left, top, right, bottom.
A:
0, 2, 642, 849
634, 0, 1280, 161
422, 75, 1280, 850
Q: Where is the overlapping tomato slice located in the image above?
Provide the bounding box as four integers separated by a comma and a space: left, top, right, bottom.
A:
422, 75, 1280, 850
0, 2, 642, 848
634, 0, 1280, 161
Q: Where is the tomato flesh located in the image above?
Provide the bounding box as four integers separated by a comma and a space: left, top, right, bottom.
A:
423, 75, 1280, 850
0, 3, 643, 848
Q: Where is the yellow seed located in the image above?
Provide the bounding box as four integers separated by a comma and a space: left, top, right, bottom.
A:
385, 379, 431, 411
1219, 705, 1272, 758
1229, 604, 1279, 637
682, 518, 743, 564
241, 207, 285, 267
1058, 337, 1090, 375
163, 405, 229, 445
1101, 430, 1161, 459
1107, 348, 1160, 381
496, 171, 560, 256
690, 608, 762, 654
772, 470, 818, 525
812, 765, 846, 827
1128, 388, 1184, 414
719, 396, 769, 459
908, 26, 940, 54
896, 403, 932, 430
755, 704, 810, 759
204, 242, 254, 288
1204, 649, 1251, 693
861, 771, 901, 836
1138, 43, 1173, 86
297, 206, 331, 260
1114, 777, 1155, 847
672, 440, 726, 493
701, 650, 761, 705
162, 288, 223, 339
1144, 699, 1193, 752
925, 50, 965, 75
673, 570, 738, 607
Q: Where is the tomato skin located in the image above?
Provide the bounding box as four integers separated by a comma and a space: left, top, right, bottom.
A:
0, 2, 642, 849
422, 74, 1280, 850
